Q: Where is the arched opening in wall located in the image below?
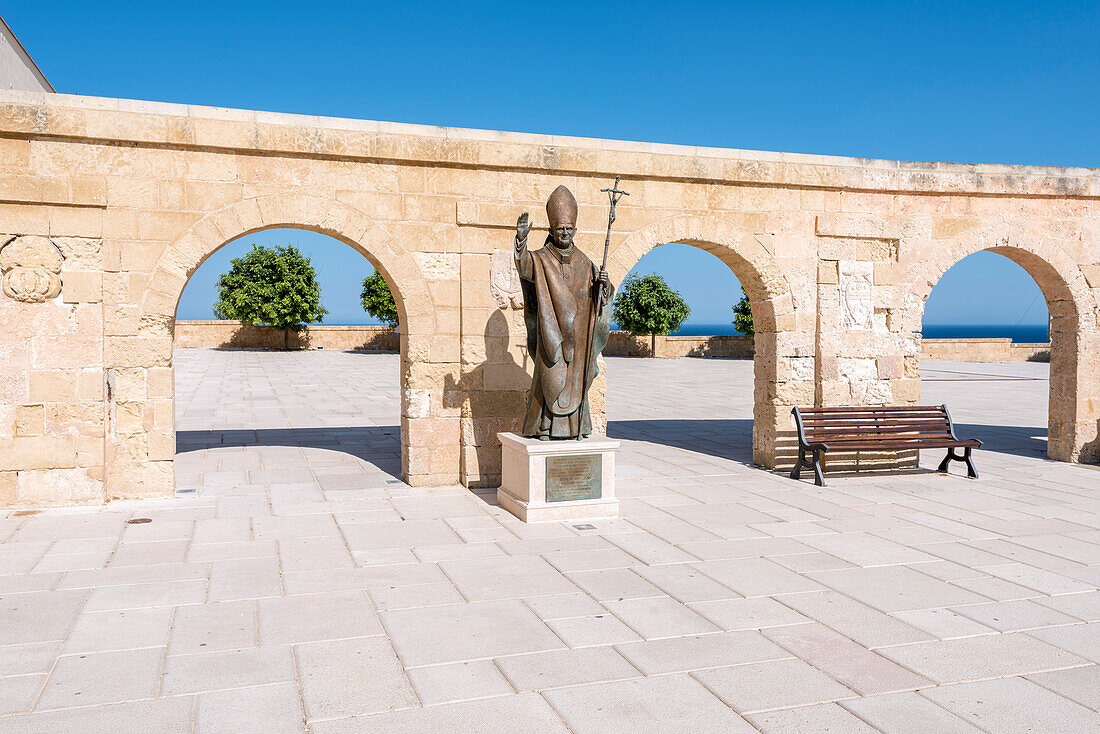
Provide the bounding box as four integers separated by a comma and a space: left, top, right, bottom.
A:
172, 227, 405, 493
606, 241, 763, 478
919, 248, 1068, 462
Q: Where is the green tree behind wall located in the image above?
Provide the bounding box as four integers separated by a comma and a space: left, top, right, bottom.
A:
612, 272, 691, 356
213, 244, 328, 348
732, 291, 754, 338
360, 271, 399, 327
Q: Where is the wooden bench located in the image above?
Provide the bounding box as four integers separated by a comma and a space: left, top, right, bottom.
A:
790, 405, 981, 486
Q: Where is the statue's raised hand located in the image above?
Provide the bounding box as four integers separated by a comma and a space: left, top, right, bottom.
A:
516, 212, 532, 244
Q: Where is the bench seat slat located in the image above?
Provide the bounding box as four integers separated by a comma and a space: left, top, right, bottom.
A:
809, 432, 956, 442
805, 429, 952, 437
814, 434, 957, 443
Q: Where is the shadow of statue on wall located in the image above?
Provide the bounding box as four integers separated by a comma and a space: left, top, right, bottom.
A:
1076, 420, 1100, 465
444, 309, 531, 488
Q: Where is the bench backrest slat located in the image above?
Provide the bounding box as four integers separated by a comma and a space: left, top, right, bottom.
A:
800, 405, 941, 413
807, 426, 952, 437
793, 405, 957, 446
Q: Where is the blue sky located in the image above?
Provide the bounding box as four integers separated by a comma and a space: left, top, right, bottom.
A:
10, 1, 1092, 327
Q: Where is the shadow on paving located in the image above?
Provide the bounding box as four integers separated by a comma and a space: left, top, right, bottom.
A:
952, 423, 1048, 459
177, 420, 1056, 486
176, 426, 402, 477
608, 418, 755, 465
609, 418, 1054, 472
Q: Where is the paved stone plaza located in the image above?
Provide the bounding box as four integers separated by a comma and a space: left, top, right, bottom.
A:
0, 350, 1097, 732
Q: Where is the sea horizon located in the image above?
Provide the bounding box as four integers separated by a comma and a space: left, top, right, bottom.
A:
302, 320, 1051, 343
669, 323, 1048, 343
662, 323, 1050, 342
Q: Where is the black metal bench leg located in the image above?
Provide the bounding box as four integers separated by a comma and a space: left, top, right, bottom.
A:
790, 448, 805, 480
811, 449, 825, 487
937, 447, 978, 479
963, 446, 978, 479
937, 449, 955, 473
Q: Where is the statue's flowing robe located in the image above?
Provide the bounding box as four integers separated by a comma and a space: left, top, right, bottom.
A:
516, 235, 614, 439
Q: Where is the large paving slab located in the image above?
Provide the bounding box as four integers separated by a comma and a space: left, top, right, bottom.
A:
0, 351, 1097, 731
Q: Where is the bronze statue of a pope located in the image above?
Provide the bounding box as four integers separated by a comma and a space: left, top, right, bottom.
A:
515, 185, 615, 440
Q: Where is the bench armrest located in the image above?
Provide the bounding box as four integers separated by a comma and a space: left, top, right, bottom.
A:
941, 404, 981, 446
790, 407, 830, 452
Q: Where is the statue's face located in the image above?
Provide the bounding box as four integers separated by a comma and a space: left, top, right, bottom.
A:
551, 223, 575, 249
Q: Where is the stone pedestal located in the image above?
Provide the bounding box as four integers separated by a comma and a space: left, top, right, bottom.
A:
497, 433, 619, 523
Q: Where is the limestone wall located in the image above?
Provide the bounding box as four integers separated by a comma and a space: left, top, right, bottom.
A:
919, 339, 1050, 363
605, 333, 754, 358
174, 321, 399, 351
1, 87, 1098, 505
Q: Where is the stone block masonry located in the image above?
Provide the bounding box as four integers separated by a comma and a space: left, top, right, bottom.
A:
1, 87, 1098, 505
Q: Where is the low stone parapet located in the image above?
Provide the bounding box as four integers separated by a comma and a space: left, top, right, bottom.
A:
173, 321, 399, 351
604, 334, 1049, 362
604, 333, 754, 358
919, 338, 1050, 363
173, 322, 1050, 363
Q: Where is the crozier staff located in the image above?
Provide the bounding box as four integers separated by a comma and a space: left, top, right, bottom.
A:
515, 186, 614, 440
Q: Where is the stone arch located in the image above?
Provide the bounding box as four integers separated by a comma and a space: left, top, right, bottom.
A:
901, 220, 1099, 462
607, 214, 800, 468
132, 193, 445, 488
607, 214, 795, 330
140, 194, 436, 337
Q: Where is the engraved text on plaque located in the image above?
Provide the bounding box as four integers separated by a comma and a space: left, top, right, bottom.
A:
545, 454, 602, 502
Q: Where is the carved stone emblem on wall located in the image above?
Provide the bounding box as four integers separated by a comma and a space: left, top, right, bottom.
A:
489, 248, 524, 309
0, 236, 65, 303
839, 261, 873, 330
